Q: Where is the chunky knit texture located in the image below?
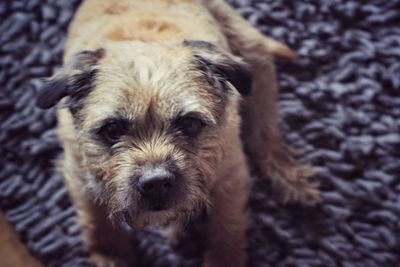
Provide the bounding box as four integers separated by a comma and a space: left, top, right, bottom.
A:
1, 0, 399, 266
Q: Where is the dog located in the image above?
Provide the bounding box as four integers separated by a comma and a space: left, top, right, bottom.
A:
36, 0, 320, 266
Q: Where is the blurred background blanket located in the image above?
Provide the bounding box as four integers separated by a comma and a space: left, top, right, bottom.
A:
0, 0, 399, 266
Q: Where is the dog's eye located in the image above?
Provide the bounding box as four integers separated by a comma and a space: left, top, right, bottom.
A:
98, 121, 128, 143
177, 117, 205, 137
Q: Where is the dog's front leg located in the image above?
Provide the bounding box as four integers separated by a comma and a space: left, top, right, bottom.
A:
203, 0, 321, 205
203, 166, 250, 267
78, 200, 134, 267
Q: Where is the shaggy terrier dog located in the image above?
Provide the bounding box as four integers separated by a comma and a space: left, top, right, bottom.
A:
37, 0, 320, 266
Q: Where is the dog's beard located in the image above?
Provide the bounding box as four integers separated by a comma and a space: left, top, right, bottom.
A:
109, 197, 209, 230
106, 177, 211, 230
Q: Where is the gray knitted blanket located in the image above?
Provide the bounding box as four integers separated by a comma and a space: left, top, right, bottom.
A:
0, 0, 399, 266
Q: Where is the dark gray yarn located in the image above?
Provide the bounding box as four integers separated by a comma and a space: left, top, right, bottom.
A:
0, 0, 399, 266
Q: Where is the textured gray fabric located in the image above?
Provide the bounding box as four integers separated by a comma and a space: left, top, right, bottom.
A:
0, 0, 399, 266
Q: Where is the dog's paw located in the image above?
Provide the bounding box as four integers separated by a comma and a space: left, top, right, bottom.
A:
274, 166, 322, 206
280, 180, 321, 206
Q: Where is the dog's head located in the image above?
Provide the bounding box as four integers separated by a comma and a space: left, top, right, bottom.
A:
37, 40, 251, 228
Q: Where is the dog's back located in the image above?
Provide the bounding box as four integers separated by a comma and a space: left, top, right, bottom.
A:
64, 0, 228, 59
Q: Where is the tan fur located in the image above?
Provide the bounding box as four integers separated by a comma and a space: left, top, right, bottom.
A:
51, 1, 321, 267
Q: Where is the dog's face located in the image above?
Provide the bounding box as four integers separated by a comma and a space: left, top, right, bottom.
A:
37, 41, 251, 228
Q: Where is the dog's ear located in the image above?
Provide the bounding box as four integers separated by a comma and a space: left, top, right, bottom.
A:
36, 75, 69, 109
36, 48, 105, 110
183, 40, 252, 96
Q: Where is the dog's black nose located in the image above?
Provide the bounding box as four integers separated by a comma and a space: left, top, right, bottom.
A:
138, 168, 175, 209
